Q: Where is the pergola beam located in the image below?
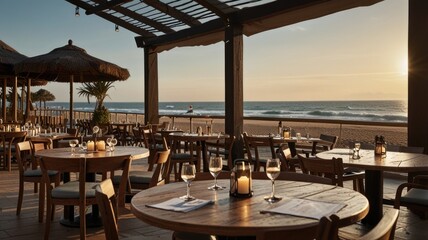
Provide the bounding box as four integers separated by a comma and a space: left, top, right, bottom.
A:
67, 0, 156, 37
143, 0, 201, 26
135, 0, 382, 52
85, 0, 132, 15
91, 0, 175, 34
193, 0, 232, 22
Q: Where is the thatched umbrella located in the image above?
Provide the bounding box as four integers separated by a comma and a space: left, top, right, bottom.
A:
0, 40, 46, 122
14, 40, 130, 127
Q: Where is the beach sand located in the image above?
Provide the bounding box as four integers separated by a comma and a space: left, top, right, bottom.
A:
163, 118, 407, 148
111, 112, 407, 147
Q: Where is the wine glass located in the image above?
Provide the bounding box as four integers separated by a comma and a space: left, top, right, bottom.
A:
208, 157, 225, 190
264, 158, 282, 203
106, 137, 112, 151
110, 138, 118, 151
79, 141, 87, 152
92, 126, 100, 135
180, 163, 196, 201
69, 139, 78, 153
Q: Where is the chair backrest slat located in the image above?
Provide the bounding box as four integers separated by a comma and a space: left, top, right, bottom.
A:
298, 154, 344, 187
95, 179, 119, 240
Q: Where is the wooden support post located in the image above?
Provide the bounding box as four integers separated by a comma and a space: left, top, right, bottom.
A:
144, 47, 159, 124
12, 76, 18, 122
225, 24, 244, 159
408, 0, 428, 153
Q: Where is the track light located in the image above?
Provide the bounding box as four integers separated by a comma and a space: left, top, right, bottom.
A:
115, 25, 119, 32
75, 6, 80, 17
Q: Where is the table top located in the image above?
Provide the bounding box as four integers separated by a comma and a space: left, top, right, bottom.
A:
131, 179, 368, 238
29, 133, 75, 140
317, 148, 428, 172
35, 146, 149, 160
169, 132, 229, 141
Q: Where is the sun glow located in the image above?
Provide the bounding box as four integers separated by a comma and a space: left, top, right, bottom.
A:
400, 58, 408, 76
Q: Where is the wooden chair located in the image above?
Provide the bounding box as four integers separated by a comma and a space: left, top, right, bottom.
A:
298, 155, 365, 193
276, 144, 298, 172
242, 132, 275, 172
394, 175, 428, 219
112, 147, 171, 193
256, 214, 333, 240
95, 179, 119, 240
40, 155, 131, 240
206, 136, 236, 170
300, 133, 338, 157
15, 141, 59, 222
0, 131, 27, 171
167, 134, 200, 182
331, 209, 399, 240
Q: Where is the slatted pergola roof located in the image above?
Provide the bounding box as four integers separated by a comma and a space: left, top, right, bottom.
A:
66, 0, 382, 52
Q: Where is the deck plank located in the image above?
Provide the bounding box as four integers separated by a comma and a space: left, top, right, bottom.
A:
1, 160, 427, 239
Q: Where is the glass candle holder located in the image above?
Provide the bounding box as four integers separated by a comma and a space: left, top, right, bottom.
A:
230, 159, 253, 198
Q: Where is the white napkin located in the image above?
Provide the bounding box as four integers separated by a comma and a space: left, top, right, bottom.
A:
147, 198, 213, 212
261, 198, 346, 220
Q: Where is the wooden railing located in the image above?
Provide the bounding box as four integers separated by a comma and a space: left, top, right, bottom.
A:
30, 109, 407, 144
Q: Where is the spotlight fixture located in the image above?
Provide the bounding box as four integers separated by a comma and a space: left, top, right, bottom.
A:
115, 25, 119, 32
75, 6, 80, 16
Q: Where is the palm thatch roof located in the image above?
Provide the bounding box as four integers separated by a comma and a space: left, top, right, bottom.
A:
0, 40, 27, 76
14, 40, 130, 82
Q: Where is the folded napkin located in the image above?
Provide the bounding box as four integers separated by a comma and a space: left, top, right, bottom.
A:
147, 198, 213, 212
261, 198, 346, 220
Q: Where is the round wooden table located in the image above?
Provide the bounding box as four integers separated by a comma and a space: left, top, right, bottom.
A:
131, 179, 368, 239
36, 146, 149, 160
317, 148, 428, 225
36, 146, 149, 228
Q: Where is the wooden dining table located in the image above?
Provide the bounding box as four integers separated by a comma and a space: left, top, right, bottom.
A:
131, 179, 368, 239
36, 146, 149, 227
272, 136, 331, 156
317, 148, 428, 225
169, 132, 229, 172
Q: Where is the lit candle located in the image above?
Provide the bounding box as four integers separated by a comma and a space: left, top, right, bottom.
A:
87, 141, 95, 151
237, 176, 250, 194
96, 140, 106, 151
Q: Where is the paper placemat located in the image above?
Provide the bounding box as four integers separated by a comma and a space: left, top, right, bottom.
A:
147, 198, 213, 212
261, 198, 346, 220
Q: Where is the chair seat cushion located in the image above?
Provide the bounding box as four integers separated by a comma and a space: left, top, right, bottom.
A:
402, 188, 428, 205
24, 168, 58, 177
171, 153, 192, 160
51, 181, 98, 199
112, 171, 152, 185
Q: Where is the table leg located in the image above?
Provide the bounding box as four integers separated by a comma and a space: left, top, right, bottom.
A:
202, 141, 209, 172
362, 170, 383, 225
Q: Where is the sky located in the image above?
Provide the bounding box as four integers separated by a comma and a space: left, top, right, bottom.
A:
1, 0, 408, 102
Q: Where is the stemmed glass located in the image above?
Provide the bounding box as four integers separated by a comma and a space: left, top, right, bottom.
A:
69, 139, 79, 154
106, 137, 112, 151
110, 138, 118, 151
92, 126, 100, 136
180, 163, 196, 201
208, 157, 225, 190
264, 158, 282, 203
80, 141, 87, 152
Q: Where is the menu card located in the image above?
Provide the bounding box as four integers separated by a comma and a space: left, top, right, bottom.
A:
147, 198, 213, 212
261, 198, 346, 220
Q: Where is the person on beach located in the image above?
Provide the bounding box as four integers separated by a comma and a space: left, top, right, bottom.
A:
186, 105, 193, 114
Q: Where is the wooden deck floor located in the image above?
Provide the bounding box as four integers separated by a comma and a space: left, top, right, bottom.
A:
1, 160, 427, 240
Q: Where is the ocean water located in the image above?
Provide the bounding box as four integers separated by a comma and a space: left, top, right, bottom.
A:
44, 100, 407, 123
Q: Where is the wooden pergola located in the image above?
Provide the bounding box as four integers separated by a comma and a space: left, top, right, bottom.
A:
66, 0, 428, 155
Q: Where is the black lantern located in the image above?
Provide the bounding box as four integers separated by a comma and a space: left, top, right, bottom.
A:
282, 127, 291, 139
374, 135, 387, 157
230, 159, 253, 198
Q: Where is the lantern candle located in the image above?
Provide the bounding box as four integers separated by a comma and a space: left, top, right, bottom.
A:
237, 176, 250, 194
96, 140, 106, 151
87, 141, 95, 151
